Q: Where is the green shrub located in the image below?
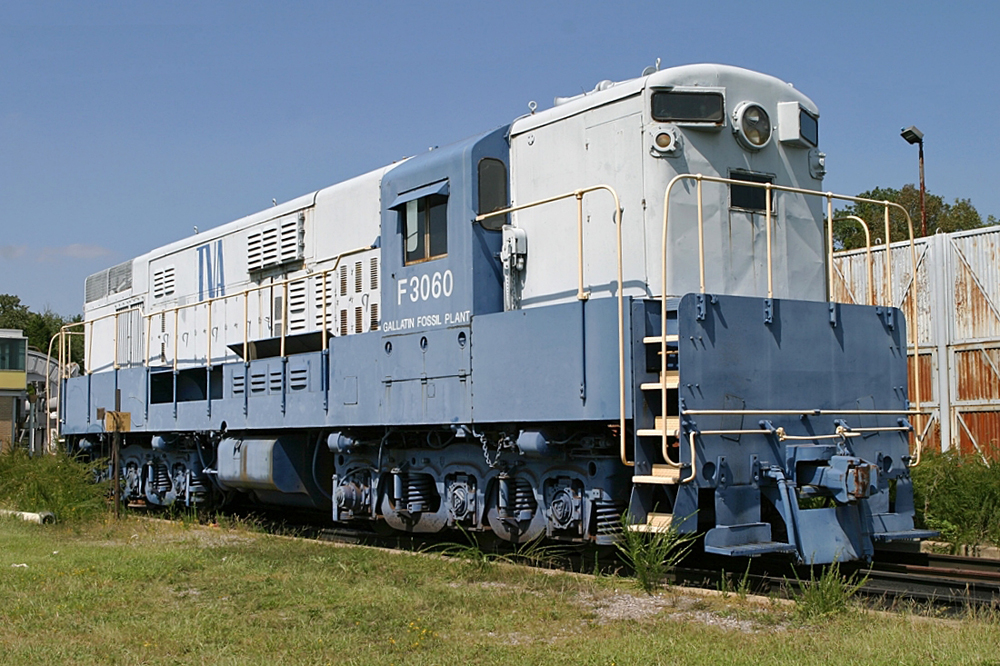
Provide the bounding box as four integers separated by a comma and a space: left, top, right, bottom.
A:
0, 449, 108, 523
910, 450, 1000, 550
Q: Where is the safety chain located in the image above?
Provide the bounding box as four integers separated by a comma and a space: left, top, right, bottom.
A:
479, 430, 514, 469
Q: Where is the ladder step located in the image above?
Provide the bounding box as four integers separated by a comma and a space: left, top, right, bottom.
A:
637, 416, 679, 438
640, 370, 679, 391
633, 465, 681, 485
643, 335, 679, 345
651, 463, 679, 477
627, 512, 674, 533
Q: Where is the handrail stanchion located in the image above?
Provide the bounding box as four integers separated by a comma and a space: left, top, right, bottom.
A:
884, 203, 893, 305
576, 192, 587, 301
321, 271, 328, 351
827, 194, 835, 302
765, 182, 773, 299
207, 298, 213, 366
697, 176, 705, 293
87, 320, 93, 374
173, 307, 179, 373
832, 216, 874, 305
243, 290, 249, 362
113, 311, 119, 370
145, 315, 152, 367
281, 281, 288, 358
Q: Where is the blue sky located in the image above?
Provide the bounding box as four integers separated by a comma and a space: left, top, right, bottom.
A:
2, 1, 998, 316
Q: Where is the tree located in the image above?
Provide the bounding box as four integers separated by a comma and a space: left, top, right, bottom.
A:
0, 294, 31, 334
0, 294, 83, 364
832, 185, 996, 250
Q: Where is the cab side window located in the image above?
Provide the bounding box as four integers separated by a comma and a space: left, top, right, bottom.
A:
403, 194, 448, 265
477, 158, 508, 230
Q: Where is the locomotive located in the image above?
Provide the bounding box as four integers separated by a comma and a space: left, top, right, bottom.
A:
60, 63, 934, 563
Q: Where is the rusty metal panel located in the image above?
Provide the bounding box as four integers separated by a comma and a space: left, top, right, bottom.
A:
907, 353, 935, 403
833, 239, 934, 346
835, 225, 1000, 456
949, 228, 1000, 342
955, 348, 1000, 402
955, 410, 1000, 458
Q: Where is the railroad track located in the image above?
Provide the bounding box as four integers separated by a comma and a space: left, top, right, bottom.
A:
148, 506, 1000, 609
866, 547, 1000, 607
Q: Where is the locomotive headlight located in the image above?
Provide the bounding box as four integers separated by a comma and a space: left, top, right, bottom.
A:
733, 102, 772, 150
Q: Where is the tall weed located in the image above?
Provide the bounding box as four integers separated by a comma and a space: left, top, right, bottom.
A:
911, 450, 1000, 550
615, 512, 695, 594
792, 561, 867, 620
0, 449, 108, 523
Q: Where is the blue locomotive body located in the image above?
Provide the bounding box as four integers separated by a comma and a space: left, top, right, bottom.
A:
61, 63, 933, 563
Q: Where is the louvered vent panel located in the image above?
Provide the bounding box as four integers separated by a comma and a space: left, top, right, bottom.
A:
289, 367, 308, 391
260, 227, 279, 267
247, 230, 264, 271
288, 279, 307, 332
247, 213, 304, 272
354, 261, 363, 293
107, 261, 133, 294
250, 372, 267, 394
278, 216, 304, 264
339, 310, 348, 337
354, 307, 362, 334
314, 276, 334, 329
85, 269, 108, 303
370, 257, 378, 290
269, 369, 283, 393
339, 265, 348, 296
153, 268, 175, 299
233, 374, 245, 395
370, 302, 379, 331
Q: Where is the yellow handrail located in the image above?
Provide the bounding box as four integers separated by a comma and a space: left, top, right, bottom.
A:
832, 216, 874, 305
475, 185, 627, 465
661, 174, 924, 470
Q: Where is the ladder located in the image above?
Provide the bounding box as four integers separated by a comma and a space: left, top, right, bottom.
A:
628, 300, 685, 533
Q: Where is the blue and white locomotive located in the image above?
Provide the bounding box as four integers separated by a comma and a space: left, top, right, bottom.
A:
62, 63, 933, 563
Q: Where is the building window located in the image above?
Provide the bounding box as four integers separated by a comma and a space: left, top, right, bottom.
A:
0, 338, 26, 371
403, 194, 448, 265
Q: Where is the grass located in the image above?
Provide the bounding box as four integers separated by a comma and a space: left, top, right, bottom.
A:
911, 449, 1000, 550
0, 449, 108, 523
1, 518, 1000, 665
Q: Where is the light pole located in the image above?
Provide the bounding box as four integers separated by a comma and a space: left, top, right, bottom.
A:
900, 125, 927, 237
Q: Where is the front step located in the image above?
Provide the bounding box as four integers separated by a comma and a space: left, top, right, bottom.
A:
628, 512, 673, 533
633, 464, 680, 485
637, 415, 679, 438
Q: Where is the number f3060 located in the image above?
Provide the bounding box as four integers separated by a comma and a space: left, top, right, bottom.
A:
397, 270, 453, 305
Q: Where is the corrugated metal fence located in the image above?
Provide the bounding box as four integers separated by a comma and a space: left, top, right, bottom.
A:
833, 225, 1000, 459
